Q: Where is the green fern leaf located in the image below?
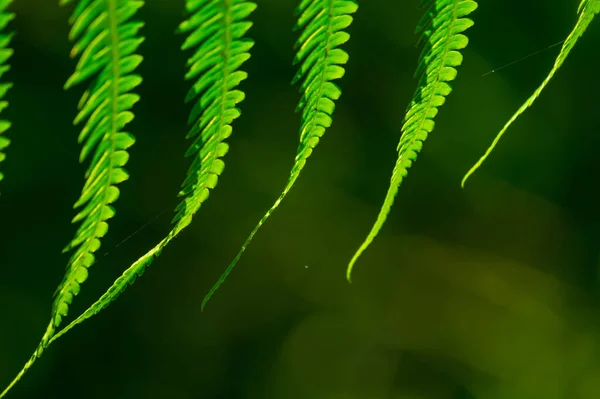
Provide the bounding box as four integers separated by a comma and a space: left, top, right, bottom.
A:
201, 0, 358, 309
0, 0, 14, 183
462, 0, 600, 186
56, 0, 144, 326
346, 0, 478, 281
39, 0, 257, 347
171, 0, 256, 232
461, 0, 600, 186
0, 1, 143, 396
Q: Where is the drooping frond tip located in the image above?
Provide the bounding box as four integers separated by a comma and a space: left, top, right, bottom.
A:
200, 0, 358, 310
0, 0, 14, 183
0, 1, 144, 397
347, 0, 478, 281
461, 0, 600, 187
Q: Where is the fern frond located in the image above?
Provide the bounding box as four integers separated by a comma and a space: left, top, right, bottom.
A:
35, 0, 257, 347
56, 0, 143, 330
346, 0, 478, 281
0, 1, 143, 396
201, 0, 358, 309
0, 0, 14, 183
172, 0, 256, 232
461, 0, 599, 186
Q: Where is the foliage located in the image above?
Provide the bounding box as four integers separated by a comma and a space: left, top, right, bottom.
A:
0, 0, 598, 397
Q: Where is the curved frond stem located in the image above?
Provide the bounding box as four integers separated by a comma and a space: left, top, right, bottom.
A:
202, 0, 358, 307
346, 168, 401, 282
0, 0, 14, 184
201, 172, 300, 310
347, 0, 477, 281
461, 0, 600, 186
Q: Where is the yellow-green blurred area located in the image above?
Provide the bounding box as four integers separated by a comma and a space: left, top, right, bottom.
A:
1, 0, 600, 398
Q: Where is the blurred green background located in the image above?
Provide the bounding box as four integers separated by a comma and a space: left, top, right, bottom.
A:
1, 0, 600, 398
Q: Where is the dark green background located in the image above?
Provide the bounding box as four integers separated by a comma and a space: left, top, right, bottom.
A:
1, 0, 600, 398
